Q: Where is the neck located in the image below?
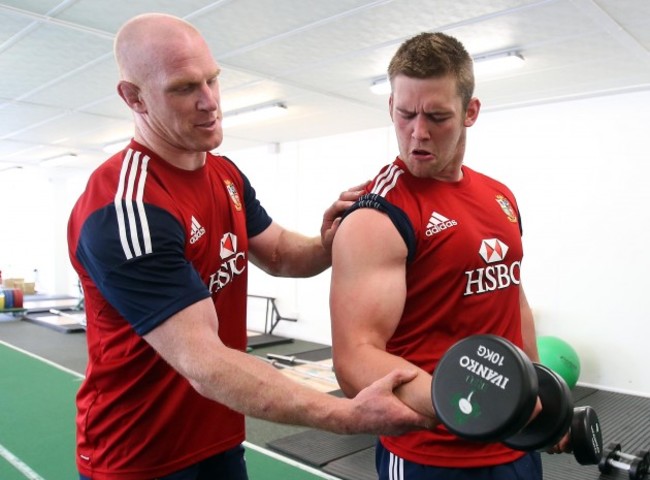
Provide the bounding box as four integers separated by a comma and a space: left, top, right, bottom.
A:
133, 131, 206, 171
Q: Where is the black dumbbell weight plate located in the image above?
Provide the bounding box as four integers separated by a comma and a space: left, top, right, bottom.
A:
598, 442, 621, 474
572, 406, 603, 465
630, 450, 650, 480
504, 363, 573, 451
432, 334, 538, 442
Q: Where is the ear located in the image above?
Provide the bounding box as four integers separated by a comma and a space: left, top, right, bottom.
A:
117, 81, 146, 113
388, 94, 394, 122
464, 97, 481, 127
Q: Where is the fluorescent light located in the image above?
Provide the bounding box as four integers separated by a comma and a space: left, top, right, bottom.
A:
369, 50, 525, 94
473, 51, 525, 77
222, 103, 288, 128
0, 164, 22, 173
370, 76, 391, 95
40, 153, 78, 167
103, 139, 130, 154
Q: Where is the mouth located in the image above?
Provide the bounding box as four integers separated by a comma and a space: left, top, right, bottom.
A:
196, 119, 217, 129
411, 148, 433, 161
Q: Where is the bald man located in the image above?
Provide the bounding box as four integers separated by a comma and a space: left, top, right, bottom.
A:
68, 13, 430, 480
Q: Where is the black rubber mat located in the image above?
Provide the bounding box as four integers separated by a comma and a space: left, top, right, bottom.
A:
572, 385, 599, 402
292, 347, 332, 362
323, 446, 376, 480
246, 333, 293, 348
267, 429, 376, 467
543, 389, 650, 480
577, 390, 650, 452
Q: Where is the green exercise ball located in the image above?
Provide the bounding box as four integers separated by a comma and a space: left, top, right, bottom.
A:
537, 335, 581, 389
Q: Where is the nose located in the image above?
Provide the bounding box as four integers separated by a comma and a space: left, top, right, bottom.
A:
411, 114, 430, 141
197, 82, 219, 112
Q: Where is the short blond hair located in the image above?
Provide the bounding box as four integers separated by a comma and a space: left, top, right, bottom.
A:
388, 32, 475, 110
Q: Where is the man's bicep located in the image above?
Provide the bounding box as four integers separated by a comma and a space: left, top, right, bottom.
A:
330, 208, 408, 353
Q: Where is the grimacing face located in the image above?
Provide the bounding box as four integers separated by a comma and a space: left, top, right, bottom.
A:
389, 74, 479, 181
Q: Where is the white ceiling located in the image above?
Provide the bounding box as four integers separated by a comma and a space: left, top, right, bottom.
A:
1, 0, 649, 172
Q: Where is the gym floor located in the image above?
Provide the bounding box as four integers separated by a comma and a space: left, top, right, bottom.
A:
0, 313, 648, 480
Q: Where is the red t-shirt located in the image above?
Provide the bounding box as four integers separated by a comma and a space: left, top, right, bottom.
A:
352, 157, 526, 467
68, 141, 271, 479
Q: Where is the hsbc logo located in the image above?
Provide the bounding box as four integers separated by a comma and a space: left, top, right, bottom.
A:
220, 232, 238, 259
464, 238, 520, 296
208, 233, 246, 293
479, 238, 509, 263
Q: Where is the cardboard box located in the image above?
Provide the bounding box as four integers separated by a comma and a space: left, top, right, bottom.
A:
3, 278, 24, 290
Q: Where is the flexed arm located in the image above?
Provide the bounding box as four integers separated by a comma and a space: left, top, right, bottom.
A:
330, 208, 438, 422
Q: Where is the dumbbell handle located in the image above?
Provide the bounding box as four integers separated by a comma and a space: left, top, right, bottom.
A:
616, 450, 642, 462
607, 458, 633, 471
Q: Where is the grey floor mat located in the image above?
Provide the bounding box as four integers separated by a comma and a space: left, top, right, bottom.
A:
572, 385, 599, 402
576, 390, 650, 452
293, 347, 332, 362
322, 446, 376, 480
267, 429, 376, 467
246, 333, 293, 348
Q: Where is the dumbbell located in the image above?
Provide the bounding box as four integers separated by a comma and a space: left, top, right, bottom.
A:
598, 442, 649, 480
431, 334, 603, 465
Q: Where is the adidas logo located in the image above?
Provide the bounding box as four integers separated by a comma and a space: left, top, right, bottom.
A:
189, 216, 206, 244
425, 211, 457, 237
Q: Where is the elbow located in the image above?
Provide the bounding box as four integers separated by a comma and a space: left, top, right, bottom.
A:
337, 381, 359, 399
262, 259, 283, 277
333, 358, 362, 398
252, 251, 284, 277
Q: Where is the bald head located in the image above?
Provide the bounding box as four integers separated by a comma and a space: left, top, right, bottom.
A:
112, 14, 223, 161
114, 13, 207, 84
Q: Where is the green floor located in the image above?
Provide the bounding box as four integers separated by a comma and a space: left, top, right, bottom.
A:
0, 341, 337, 480
0, 342, 80, 479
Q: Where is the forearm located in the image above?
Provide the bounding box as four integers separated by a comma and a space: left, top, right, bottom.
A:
272, 231, 330, 277
144, 302, 344, 431
249, 224, 330, 278
145, 299, 429, 437
335, 344, 436, 420
190, 346, 349, 431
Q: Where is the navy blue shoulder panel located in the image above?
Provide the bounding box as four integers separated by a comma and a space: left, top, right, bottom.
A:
342, 193, 416, 263
76, 203, 210, 336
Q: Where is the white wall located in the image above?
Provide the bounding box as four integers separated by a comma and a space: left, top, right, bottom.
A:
233, 129, 397, 339
236, 89, 650, 397
2, 89, 648, 395
468, 92, 650, 396
0, 168, 56, 293
0, 167, 90, 297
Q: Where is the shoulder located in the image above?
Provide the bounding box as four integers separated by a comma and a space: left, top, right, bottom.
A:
207, 153, 242, 177
336, 207, 407, 260
465, 166, 512, 191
